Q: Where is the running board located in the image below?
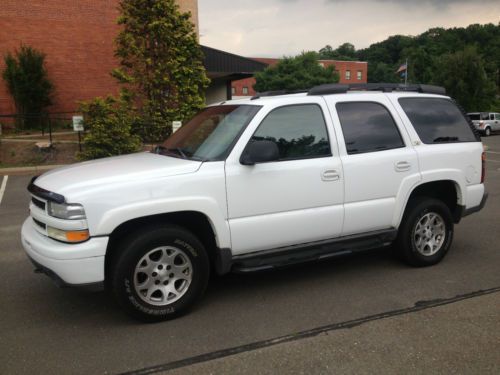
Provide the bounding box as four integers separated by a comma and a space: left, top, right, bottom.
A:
231, 229, 397, 273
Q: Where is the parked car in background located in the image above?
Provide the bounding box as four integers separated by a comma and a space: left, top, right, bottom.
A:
467, 112, 500, 136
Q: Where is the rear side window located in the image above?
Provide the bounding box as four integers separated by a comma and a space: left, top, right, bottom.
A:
251, 104, 331, 160
336, 102, 405, 155
399, 98, 477, 144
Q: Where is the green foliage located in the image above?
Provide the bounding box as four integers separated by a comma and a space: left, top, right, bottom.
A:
254, 52, 339, 92
318, 23, 500, 110
319, 43, 357, 61
2, 45, 54, 128
432, 46, 497, 111
77, 96, 142, 161
113, 0, 210, 140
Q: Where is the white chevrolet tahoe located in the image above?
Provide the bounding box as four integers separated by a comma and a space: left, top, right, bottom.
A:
21, 83, 488, 321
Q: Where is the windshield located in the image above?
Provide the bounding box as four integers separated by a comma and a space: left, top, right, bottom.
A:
159, 105, 261, 161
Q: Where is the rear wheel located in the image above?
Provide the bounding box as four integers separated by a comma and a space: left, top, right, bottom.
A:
484, 127, 491, 137
111, 225, 210, 322
395, 198, 454, 267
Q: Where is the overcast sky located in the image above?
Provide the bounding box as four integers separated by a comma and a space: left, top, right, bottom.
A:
199, 0, 500, 58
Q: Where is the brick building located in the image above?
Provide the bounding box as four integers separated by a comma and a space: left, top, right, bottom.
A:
232, 57, 368, 98
0, 0, 263, 115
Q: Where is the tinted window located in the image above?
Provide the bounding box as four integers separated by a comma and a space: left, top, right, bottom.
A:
336, 102, 404, 155
467, 113, 480, 121
399, 98, 477, 144
251, 104, 331, 160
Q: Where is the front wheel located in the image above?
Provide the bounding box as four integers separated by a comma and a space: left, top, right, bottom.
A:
111, 225, 210, 322
395, 198, 454, 267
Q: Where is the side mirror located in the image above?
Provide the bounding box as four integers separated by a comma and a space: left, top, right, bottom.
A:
240, 140, 280, 165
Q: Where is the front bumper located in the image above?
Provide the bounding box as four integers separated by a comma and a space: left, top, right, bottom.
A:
21, 218, 108, 286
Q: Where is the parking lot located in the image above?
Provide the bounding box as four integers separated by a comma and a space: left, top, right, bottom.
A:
1, 137, 499, 374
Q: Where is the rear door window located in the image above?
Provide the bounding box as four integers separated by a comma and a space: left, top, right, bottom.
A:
398, 98, 477, 144
336, 102, 405, 155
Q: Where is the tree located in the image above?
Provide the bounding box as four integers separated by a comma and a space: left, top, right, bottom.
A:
78, 95, 142, 160
113, 0, 210, 140
318, 43, 357, 61
432, 46, 496, 111
254, 52, 339, 92
2, 45, 54, 128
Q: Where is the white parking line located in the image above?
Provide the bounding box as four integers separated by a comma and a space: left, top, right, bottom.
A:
486, 150, 500, 155
0, 176, 8, 206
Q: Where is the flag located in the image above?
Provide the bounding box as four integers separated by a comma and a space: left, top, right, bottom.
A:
396, 63, 407, 74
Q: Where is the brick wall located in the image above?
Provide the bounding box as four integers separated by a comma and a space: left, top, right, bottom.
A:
0, 0, 198, 115
232, 58, 368, 97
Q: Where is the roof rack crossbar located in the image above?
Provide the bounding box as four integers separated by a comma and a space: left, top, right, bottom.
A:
307, 83, 446, 96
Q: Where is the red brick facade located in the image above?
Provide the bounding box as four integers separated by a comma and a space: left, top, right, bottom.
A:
0, 0, 198, 115
232, 58, 368, 97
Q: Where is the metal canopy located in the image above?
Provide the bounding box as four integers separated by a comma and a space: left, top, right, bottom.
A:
201, 45, 267, 79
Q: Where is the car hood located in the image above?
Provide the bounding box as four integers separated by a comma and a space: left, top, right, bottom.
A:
34, 152, 202, 198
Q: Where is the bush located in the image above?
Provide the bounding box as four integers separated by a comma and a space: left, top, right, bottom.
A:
2, 45, 54, 129
77, 96, 142, 161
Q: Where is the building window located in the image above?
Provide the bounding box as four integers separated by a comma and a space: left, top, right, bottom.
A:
357, 71, 362, 80
345, 70, 351, 80
231, 87, 236, 95
242, 87, 249, 95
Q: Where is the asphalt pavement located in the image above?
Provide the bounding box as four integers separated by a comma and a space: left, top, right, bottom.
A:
1, 137, 499, 374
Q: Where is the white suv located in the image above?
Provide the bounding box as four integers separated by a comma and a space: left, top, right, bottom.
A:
21, 83, 488, 321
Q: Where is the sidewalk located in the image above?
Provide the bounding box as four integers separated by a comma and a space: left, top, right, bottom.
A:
0, 164, 66, 176
165, 291, 500, 375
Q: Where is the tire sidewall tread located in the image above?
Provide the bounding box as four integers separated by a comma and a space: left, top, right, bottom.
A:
397, 197, 454, 267
111, 225, 210, 322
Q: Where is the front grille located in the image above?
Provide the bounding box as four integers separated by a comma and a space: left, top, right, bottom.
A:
33, 217, 46, 230
32, 197, 46, 211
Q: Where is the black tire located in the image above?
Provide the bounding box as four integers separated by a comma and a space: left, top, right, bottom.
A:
395, 197, 454, 267
111, 225, 210, 322
484, 127, 491, 137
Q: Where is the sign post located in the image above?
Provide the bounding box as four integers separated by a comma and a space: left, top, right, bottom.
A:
72, 116, 84, 152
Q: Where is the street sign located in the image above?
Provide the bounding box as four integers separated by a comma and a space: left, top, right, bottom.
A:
172, 121, 182, 133
72, 116, 84, 132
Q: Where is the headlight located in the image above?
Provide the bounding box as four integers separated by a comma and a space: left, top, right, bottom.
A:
47, 202, 86, 220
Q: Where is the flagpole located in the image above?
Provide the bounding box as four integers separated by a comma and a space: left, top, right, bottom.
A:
405, 58, 408, 87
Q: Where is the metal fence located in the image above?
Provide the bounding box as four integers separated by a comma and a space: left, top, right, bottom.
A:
0, 112, 175, 147
0, 112, 78, 143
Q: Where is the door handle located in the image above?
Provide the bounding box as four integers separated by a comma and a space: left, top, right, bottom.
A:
395, 161, 411, 172
322, 170, 340, 181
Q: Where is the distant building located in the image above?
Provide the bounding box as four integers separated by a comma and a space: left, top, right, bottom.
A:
232, 58, 368, 98
0, 0, 264, 115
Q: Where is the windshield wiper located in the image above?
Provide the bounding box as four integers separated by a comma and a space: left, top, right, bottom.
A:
433, 136, 459, 143
154, 145, 189, 159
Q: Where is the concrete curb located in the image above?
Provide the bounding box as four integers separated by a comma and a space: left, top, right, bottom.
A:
0, 164, 67, 176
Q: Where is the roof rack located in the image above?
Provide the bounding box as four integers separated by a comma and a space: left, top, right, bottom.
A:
307, 83, 446, 96
251, 89, 309, 100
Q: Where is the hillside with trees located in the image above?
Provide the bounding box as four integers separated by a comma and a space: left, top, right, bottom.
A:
318, 23, 499, 111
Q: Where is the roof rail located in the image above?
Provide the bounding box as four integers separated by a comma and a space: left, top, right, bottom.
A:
251, 89, 309, 100
307, 83, 446, 96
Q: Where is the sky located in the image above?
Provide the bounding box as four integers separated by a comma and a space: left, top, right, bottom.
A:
199, 0, 500, 58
